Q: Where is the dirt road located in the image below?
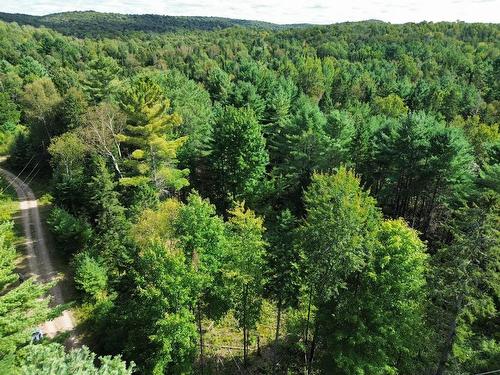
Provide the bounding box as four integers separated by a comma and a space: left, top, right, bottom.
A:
0, 166, 77, 343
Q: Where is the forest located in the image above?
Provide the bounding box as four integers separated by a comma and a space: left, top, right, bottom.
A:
0, 11, 294, 38
0, 14, 498, 374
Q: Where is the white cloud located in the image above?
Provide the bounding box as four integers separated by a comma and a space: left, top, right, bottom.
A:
1, 0, 499, 24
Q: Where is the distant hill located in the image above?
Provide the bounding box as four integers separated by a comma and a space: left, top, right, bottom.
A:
0, 11, 309, 38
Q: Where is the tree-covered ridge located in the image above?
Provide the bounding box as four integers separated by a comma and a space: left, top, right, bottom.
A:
0, 11, 299, 38
0, 16, 498, 374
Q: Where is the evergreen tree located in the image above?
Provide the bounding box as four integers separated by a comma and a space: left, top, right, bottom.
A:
58, 87, 88, 132
83, 56, 121, 103
431, 164, 500, 375
155, 70, 214, 190
362, 111, 474, 237
273, 95, 336, 211
86, 158, 131, 272
19, 343, 134, 375
263, 78, 295, 165
0, 92, 20, 132
209, 105, 268, 211
0, 220, 55, 372
117, 74, 189, 194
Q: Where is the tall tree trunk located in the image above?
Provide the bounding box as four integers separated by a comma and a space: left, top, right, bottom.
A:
435, 317, 458, 375
393, 176, 403, 216
307, 321, 319, 374
424, 177, 442, 235
304, 286, 313, 348
411, 195, 421, 227
197, 302, 204, 375
243, 284, 249, 367
275, 297, 282, 343
243, 326, 247, 367
109, 153, 123, 178
435, 295, 463, 375
304, 286, 313, 375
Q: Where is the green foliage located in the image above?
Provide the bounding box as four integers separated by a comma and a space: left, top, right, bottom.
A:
0, 15, 498, 374
451, 115, 500, 165
300, 167, 381, 303
47, 206, 92, 254
205, 67, 233, 103
48, 130, 88, 202
263, 78, 295, 163
224, 202, 266, 363
20, 77, 61, 130
319, 219, 429, 374
74, 252, 108, 300
360, 111, 475, 237
123, 242, 197, 374
264, 209, 301, 340
17, 56, 47, 82
0, 92, 20, 132
209, 105, 268, 210
300, 168, 429, 374
85, 158, 132, 271
0, 199, 55, 371
273, 95, 351, 205
19, 343, 134, 374
297, 57, 326, 102
19, 77, 62, 157
372, 94, 409, 117
0, 92, 20, 153
48, 132, 87, 178
118, 74, 189, 193
174, 193, 228, 316
58, 87, 88, 131
155, 70, 214, 179
430, 165, 500, 374
0, 11, 285, 38
83, 56, 121, 103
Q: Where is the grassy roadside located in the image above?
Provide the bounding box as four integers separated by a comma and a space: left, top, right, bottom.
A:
0, 176, 18, 220
0, 158, 76, 302
0, 174, 28, 280
1, 167, 80, 349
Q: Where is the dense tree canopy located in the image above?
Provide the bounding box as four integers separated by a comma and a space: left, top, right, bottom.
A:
0, 14, 498, 375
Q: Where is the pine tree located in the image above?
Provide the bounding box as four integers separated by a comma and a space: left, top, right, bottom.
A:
0, 220, 55, 371
262, 78, 295, 165
209, 105, 268, 211
83, 56, 121, 103
86, 158, 131, 271
432, 164, 500, 375
19, 342, 134, 374
58, 87, 88, 132
117, 74, 189, 194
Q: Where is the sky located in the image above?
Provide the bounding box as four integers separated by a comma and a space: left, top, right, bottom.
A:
1, 0, 499, 25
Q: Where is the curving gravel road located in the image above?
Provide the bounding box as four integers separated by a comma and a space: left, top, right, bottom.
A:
0, 166, 77, 343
